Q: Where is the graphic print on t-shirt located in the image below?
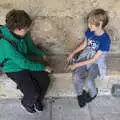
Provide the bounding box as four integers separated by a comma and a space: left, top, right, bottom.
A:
87, 36, 100, 51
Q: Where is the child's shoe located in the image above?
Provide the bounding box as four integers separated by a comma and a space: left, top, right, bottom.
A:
85, 88, 98, 103
35, 101, 44, 111
77, 90, 86, 108
21, 100, 36, 113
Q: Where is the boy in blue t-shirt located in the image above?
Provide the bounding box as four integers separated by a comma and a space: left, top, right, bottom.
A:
66, 9, 111, 108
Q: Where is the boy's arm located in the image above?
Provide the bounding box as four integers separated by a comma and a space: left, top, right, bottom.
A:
26, 33, 45, 57
66, 39, 87, 64
71, 39, 87, 55
3, 40, 45, 71
69, 50, 103, 70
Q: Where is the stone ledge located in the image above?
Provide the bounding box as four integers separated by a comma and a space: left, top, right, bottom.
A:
0, 73, 120, 99
0, 53, 119, 99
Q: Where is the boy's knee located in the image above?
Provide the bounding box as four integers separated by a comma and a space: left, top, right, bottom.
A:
88, 64, 99, 78
86, 79, 92, 85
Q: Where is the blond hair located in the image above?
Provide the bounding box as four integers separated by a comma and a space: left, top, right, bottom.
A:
87, 9, 109, 28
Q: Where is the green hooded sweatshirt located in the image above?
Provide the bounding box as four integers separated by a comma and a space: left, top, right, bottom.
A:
0, 25, 45, 72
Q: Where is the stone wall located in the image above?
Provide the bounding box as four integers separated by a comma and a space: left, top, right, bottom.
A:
0, 0, 120, 54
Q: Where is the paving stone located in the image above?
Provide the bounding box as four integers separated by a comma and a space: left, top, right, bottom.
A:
52, 97, 91, 120
88, 96, 120, 120
0, 97, 120, 120
90, 113, 120, 120
0, 99, 50, 120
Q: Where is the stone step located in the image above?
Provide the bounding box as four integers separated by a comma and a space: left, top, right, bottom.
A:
0, 73, 120, 99
0, 53, 119, 99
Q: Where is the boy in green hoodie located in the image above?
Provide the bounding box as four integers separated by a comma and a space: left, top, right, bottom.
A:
0, 9, 53, 113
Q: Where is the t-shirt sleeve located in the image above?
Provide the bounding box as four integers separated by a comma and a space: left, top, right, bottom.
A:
98, 34, 111, 52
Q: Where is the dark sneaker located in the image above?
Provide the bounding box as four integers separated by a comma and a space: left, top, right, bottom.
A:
21, 100, 36, 113
85, 89, 98, 103
35, 101, 44, 111
77, 90, 86, 108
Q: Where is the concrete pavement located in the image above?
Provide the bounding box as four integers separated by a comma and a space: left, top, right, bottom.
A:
0, 96, 120, 120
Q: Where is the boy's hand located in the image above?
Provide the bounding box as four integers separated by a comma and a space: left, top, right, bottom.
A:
45, 66, 53, 73
42, 55, 48, 62
67, 64, 77, 71
66, 53, 74, 65
39, 55, 50, 66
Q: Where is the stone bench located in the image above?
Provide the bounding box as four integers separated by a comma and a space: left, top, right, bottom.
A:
0, 54, 120, 99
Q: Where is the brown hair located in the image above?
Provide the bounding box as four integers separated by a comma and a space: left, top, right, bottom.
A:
87, 9, 109, 28
6, 9, 32, 30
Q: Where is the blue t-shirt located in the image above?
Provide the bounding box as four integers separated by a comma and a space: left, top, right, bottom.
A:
85, 29, 111, 52
73, 29, 111, 78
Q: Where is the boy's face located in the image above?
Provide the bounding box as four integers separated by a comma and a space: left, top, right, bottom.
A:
88, 22, 98, 32
14, 27, 29, 37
